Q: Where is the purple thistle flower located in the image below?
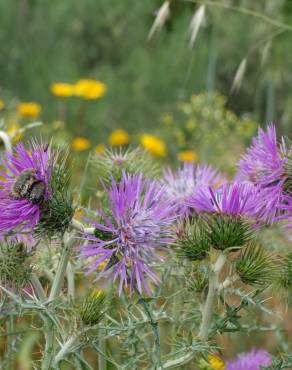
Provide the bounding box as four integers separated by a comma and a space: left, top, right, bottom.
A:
188, 181, 258, 218
163, 162, 224, 217
237, 124, 289, 224
79, 173, 176, 295
226, 349, 272, 370
0, 141, 56, 234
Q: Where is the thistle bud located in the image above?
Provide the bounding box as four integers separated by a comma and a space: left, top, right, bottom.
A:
35, 149, 74, 238
92, 147, 159, 185
277, 252, 292, 301
79, 289, 107, 326
186, 264, 209, 293
176, 218, 210, 261
205, 214, 253, 251
0, 240, 32, 288
236, 243, 277, 287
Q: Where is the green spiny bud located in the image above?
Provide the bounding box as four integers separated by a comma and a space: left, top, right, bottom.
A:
0, 241, 32, 288
92, 147, 159, 184
79, 289, 107, 326
279, 252, 292, 290
36, 148, 74, 238
236, 243, 277, 287
205, 214, 253, 251
186, 264, 209, 293
176, 218, 210, 261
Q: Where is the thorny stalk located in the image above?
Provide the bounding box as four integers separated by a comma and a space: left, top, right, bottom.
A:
198, 252, 227, 341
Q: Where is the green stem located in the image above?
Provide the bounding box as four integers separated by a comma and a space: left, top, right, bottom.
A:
98, 329, 107, 370
198, 252, 227, 341
6, 315, 14, 370
30, 273, 46, 301
49, 239, 71, 301
66, 261, 75, 299
41, 318, 55, 370
137, 291, 161, 368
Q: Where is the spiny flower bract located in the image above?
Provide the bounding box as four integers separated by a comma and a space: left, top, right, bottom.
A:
79, 173, 176, 295
188, 182, 258, 250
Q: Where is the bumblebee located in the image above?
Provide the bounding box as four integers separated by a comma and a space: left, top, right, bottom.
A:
12, 170, 46, 204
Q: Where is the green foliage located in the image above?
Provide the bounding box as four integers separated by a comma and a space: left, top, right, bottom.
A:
36, 148, 74, 238
79, 290, 107, 326
0, 240, 32, 288
205, 214, 253, 251
263, 354, 292, 370
236, 243, 277, 287
176, 218, 210, 261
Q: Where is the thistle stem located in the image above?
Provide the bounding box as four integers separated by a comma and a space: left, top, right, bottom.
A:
41, 318, 55, 370
98, 330, 107, 370
198, 252, 227, 341
30, 273, 46, 301
53, 333, 79, 366
66, 261, 75, 298
49, 237, 72, 301
136, 291, 161, 368
71, 218, 95, 234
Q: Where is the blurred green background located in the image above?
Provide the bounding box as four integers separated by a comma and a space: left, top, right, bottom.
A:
1, 0, 292, 169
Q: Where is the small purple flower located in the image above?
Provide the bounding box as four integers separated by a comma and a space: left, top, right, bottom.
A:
188, 181, 258, 218
226, 349, 272, 370
163, 162, 224, 217
79, 173, 176, 295
237, 124, 289, 224
0, 141, 56, 234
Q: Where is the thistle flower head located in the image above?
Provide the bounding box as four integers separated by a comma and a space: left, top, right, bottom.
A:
188, 182, 258, 250
163, 163, 223, 217
226, 349, 271, 370
189, 181, 258, 217
79, 173, 176, 295
0, 141, 56, 233
237, 124, 291, 224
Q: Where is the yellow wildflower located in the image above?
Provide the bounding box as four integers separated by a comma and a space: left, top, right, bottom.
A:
178, 150, 198, 162
50, 82, 74, 98
71, 137, 91, 151
0, 99, 5, 110
17, 102, 41, 119
95, 143, 106, 154
74, 79, 107, 100
140, 134, 166, 157
208, 355, 225, 370
6, 122, 23, 143
108, 129, 129, 146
